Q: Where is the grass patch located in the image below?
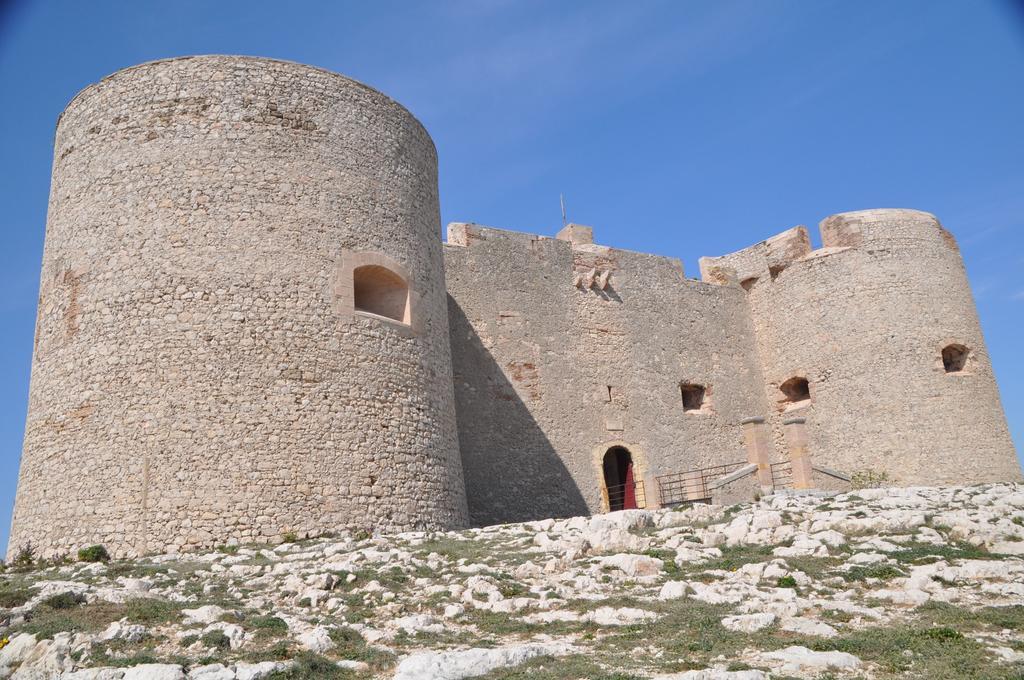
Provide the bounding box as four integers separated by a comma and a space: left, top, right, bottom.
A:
0, 584, 34, 608
690, 545, 774, 576
888, 541, 997, 565
327, 626, 394, 670
15, 601, 127, 638
414, 535, 523, 566
477, 654, 645, 679
124, 598, 181, 625
807, 624, 1012, 678
840, 563, 906, 582
249, 615, 289, 639
201, 629, 231, 650
266, 651, 356, 679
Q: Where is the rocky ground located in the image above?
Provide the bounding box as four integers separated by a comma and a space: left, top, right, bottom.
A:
2, 483, 1023, 680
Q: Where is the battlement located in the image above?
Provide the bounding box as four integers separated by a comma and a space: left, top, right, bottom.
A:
445, 221, 690, 285
698, 208, 958, 287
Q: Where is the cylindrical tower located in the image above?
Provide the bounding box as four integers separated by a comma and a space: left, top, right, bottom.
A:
753, 209, 1019, 485
9, 56, 468, 558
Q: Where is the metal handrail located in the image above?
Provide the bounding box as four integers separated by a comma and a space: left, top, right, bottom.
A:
656, 461, 747, 506
770, 460, 793, 491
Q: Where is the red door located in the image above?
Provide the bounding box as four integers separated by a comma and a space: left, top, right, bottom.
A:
623, 460, 637, 510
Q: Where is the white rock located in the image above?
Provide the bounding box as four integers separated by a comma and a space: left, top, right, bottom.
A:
587, 607, 659, 626
721, 613, 775, 632
186, 665, 233, 680
11, 635, 73, 679
393, 642, 574, 680
762, 646, 861, 673
443, 604, 465, 618
0, 635, 38, 669
60, 670, 126, 680
181, 605, 225, 625
296, 626, 335, 654
780, 617, 838, 638
336, 660, 369, 671
392, 615, 444, 636
121, 666, 186, 680
99, 622, 149, 644
658, 581, 689, 600
596, 554, 664, 578
233, 662, 291, 680
652, 670, 768, 679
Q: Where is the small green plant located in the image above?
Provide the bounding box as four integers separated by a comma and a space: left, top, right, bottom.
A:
124, 598, 181, 625
41, 591, 86, 610
250, 615, 288, 638
921, 626, 964, 642
216, 544, 240, 555
776, 575, 798, 588
12, 542, 36, 571
180, 634, 199, 648
0, 585, 34, 608
77, 545, 110, 563
851, 469, 890, 489
281, 532, 299, 544
201, 629, 231, 650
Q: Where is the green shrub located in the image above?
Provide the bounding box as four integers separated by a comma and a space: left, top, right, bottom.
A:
40, 591, 86, 610
851, 469, 890, 489
776, 575, 798, 588
77, 545, 110, 563
250, 615, 289, 638
124, 598, 181, 625
921, 626, 964, 642
201, 629, 231, 650
12, 543, 36, 571
0, 582, 34, 608
266, 651, 350, 678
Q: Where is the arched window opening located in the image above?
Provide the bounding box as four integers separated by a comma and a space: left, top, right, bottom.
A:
740, 277, 758, 292
779, 376, 811, 409
680, 383, 707, 413
353, 265, 410, 324
942, 344, 969, 373
603, 446, 637, 512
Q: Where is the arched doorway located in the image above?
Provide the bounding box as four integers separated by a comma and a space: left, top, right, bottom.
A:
603, 446, 637, 511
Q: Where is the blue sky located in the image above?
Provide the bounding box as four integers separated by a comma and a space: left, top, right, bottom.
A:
1, 0, 1022, 551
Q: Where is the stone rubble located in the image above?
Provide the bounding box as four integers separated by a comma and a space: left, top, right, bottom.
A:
1, 483, 1022, 678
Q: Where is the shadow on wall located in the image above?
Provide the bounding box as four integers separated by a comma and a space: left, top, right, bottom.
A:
447, 296, 588, 526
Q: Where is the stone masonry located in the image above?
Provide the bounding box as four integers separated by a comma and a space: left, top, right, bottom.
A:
8, 56, 1021, 558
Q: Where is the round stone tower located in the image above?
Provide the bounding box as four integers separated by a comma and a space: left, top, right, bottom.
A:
9, 56, 468, 558
755, 209, 1019, 485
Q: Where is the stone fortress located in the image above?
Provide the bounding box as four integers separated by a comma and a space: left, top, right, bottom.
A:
8, 56, 1021, 559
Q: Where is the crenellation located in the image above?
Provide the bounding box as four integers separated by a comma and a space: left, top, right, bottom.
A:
7, 56, 1020, 559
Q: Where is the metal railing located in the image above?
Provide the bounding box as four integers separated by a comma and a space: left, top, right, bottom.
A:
770, 460, 793, 491
603, 479, 647, 511
656, 461, 747, 506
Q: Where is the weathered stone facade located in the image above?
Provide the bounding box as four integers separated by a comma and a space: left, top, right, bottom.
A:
8, 56, 1021, 558
9, 56, 467, 558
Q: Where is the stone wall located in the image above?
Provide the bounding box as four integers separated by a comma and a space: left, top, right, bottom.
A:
444, 223, 771, 526
9, 54, 1020, 558
699, 209, 1021, 486
8, 56, 468, 559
